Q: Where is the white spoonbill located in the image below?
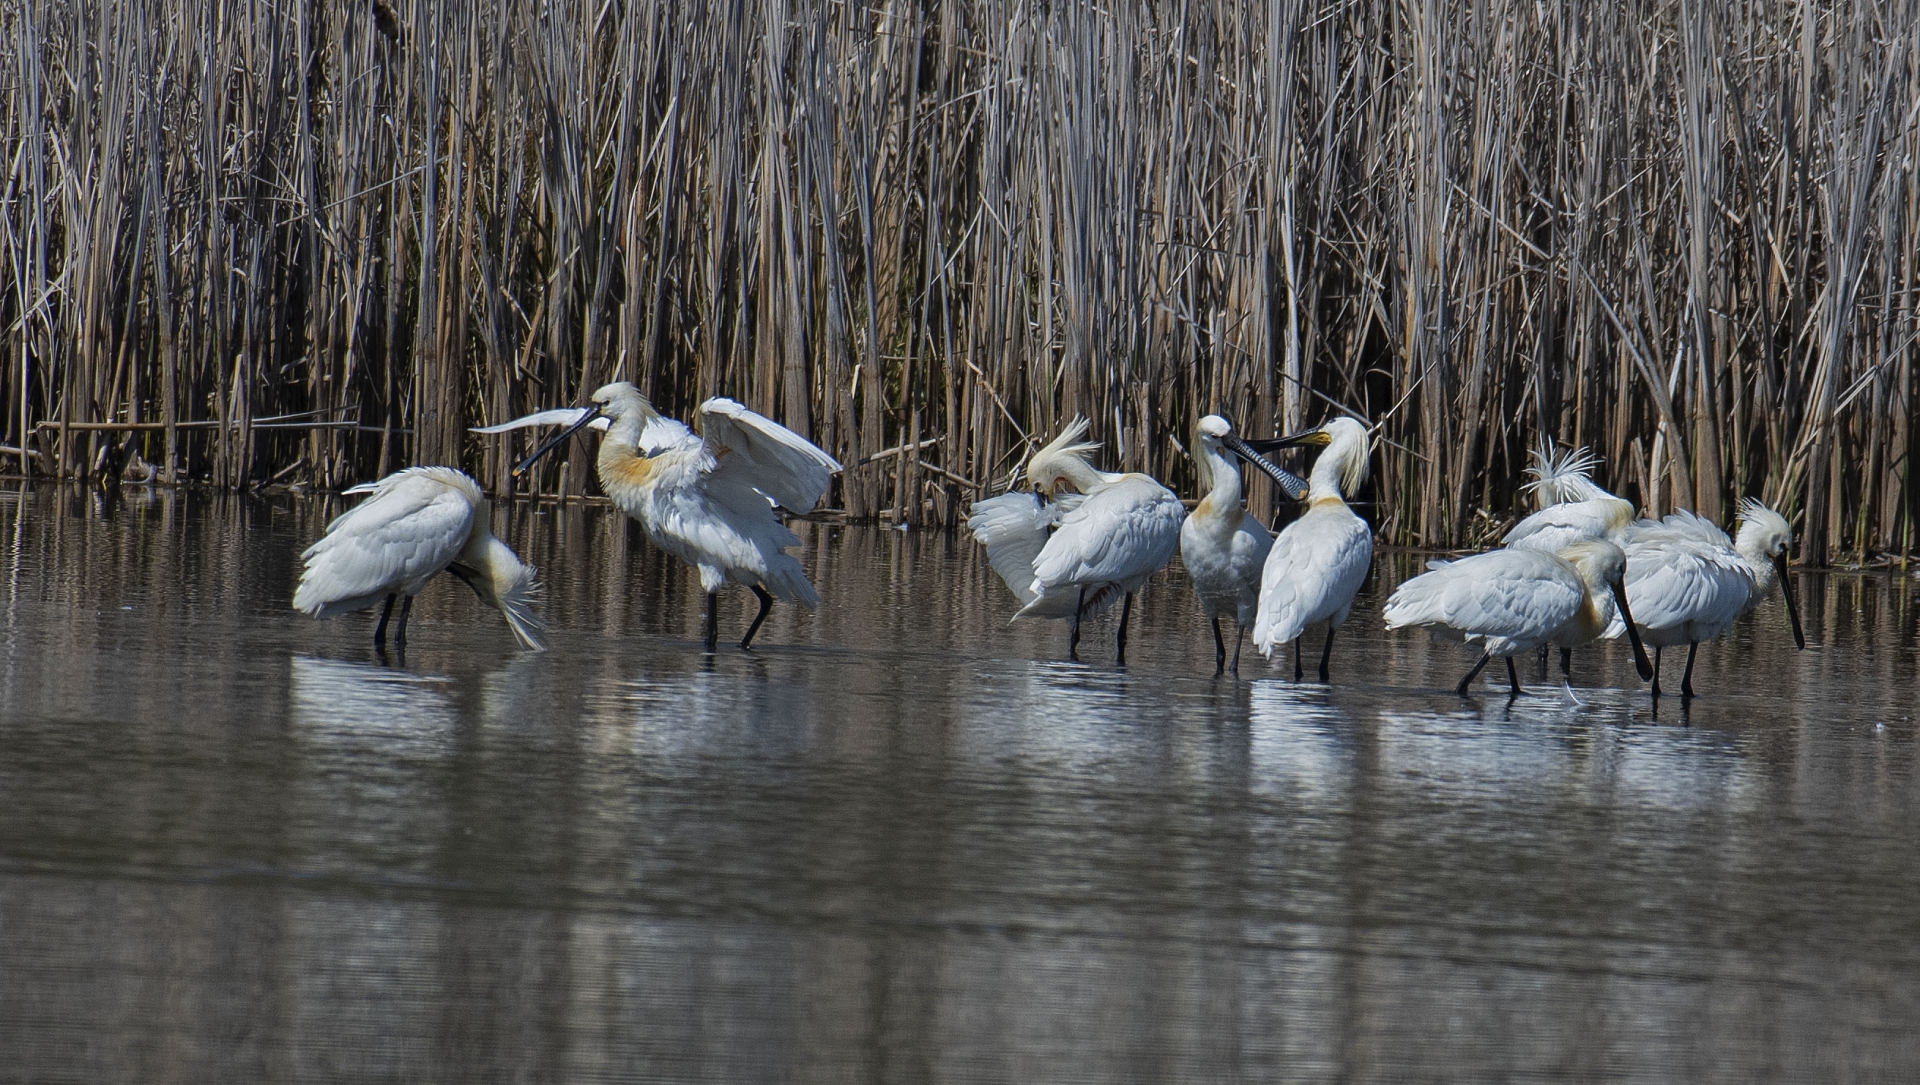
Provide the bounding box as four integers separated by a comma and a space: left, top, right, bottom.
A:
1179, 414, 1308, 675
1610, 498, 1805, 698
967, 418, 1183, 664
486, 382, 841, 652
1231, 416, 1374, 682
1383, 539, 1654, 696
293, 467, 546, 651
1504, 445, 1636, 553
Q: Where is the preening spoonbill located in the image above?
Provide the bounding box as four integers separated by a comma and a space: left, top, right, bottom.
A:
1383, 539, 1654, 696
1179, 414, 1308, 675
966, 418, 1183, 664
1611, 499, 1805, 698
294, 467, 546, 651
1230, 416, 1374, 682
485, 383, 841, 652
1504, 445, 1636, 553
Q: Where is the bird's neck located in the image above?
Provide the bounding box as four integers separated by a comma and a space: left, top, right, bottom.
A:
1307, 459, 1347, 506
1200, 444, 1242, 510
1735, 526, 1778, 595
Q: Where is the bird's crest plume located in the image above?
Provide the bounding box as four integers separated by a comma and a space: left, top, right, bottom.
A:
1522, 443, 1607, 505
1024, 417, 1102, 492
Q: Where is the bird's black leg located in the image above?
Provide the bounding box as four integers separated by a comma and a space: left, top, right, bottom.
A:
1231, 626, 1245, 676
1650, 646, 1663, 699
374, 594, 396, 648
1068, 586, 1087, 662
740, 584, 775, 650
1116, 592, 1134, 666
394, 595, 413, 649
1680, 642, 1698, 698
704, 591, 720, 653
1318, 626, 1335, 683
1538, 644, 1550, 680
1212, 616, 1226, 676
1293, 638, 1303, 682
1559, 646, 1573, 684
1456, 651, 1492, 696
1506, 656, 1522, 697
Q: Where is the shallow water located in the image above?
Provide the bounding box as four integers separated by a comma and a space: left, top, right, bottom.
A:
3, 484, 1918, 1083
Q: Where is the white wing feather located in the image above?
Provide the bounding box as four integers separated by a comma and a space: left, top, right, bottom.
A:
1253, 508, 1373, 650
1383, 548, 1582, 655
1617, 537, 1751, 644
700, 397, 842, 513
471, 408, 611, 433
295, 473, 476, 616
1027, 477, 1183, 595
968, 491, 1063, 605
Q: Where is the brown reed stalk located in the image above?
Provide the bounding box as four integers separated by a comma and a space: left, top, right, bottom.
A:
0, 0, 1914, 564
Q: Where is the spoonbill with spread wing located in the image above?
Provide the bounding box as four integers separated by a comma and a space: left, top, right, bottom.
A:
482, 383, 841, 652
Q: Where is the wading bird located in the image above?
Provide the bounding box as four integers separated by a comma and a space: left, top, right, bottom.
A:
485, 383, 841, 652
1180, 414, 1308, 675
967, 419, 1183, 664
1611, 499, 1805, 699
1505, 444, 1638, 678
1383, 539, 1654, 696
294, 467, 546, 651
1228, 416, 1373, 682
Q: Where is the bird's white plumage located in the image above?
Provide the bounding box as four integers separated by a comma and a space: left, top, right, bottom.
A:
1021, 475, 1184, 618
1250, 417, 1374, 656
1505, 445, 1635, 553
1613, 535, 1751, 647
1181, 415, 1273, 628
1383, 547, 1590, 656
698, 396, 842, 513
968, 490, 1082, 606
505, 383, 841, 610
1605, 499, 1797, 647
297, 468, 481, 615
293, 466, 545, 650
1253, 510, 1371, 650
966, 419, 1182, 626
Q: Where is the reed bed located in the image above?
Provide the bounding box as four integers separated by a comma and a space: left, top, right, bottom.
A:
2, 0, 1916, 562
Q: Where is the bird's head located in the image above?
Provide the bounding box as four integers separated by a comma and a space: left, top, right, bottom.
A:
1736, 498, 1804, 649
1025, 418, 1103, 497
1558, 538, 1654, 680
453, 511, 547, 651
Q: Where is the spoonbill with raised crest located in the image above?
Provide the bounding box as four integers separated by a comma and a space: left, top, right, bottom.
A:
967, 418, 1184, 664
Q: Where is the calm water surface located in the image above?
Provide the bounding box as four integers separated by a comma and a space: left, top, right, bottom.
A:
3, 484, 1918, 1083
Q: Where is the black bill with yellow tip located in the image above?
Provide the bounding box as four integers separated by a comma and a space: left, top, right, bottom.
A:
1219, 433, 1310, 502
512, 406, 603, 477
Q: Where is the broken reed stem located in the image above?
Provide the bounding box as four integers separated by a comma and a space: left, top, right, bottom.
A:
1, 0, 1915, 563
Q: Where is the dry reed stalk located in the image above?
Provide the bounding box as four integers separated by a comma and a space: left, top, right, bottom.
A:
0, 0, 1914, 564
